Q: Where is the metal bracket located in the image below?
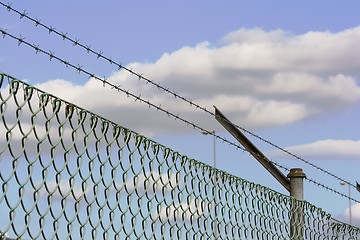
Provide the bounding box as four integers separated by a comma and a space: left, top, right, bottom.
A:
214, 105, 291, 192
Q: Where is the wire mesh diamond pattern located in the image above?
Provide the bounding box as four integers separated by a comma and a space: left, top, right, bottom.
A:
0, 72, 359, 239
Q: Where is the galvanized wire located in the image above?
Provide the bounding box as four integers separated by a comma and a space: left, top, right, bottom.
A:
1, 72, 359, 239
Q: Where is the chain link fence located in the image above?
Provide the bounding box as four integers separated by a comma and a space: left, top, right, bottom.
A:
0, 72, 359, 239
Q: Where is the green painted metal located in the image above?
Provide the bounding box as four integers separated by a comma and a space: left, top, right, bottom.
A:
0, 71, 359, 239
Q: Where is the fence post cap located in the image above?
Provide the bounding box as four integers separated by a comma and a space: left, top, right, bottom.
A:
287, 168, 306, 178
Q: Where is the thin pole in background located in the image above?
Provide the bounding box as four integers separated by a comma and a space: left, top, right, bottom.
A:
340, 181, 352, 225
202, 130, 217, 237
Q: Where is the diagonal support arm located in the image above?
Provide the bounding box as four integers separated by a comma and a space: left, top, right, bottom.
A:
214, 105, 291, 192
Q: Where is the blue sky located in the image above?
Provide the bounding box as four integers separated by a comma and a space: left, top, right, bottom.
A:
1, 0, 360, 227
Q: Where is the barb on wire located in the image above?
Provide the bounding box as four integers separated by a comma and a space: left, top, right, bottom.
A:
17, 34, 24, 45
0, 0, 353, 192
19, 9, 27, 19
271, 159, 290, 172
60, 31, 67, 40
34, 18, 41, 26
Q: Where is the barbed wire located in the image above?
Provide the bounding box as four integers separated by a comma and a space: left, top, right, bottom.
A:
0, 1, 200, 109
1, 27, 357, 203
0, 27, 248, 153
0, 1, 355, 193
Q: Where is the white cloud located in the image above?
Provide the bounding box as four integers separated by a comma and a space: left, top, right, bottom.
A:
31, 171, 178, 203
244, 100, 308, 129
257, 73, 360, 105
269, 139, 360, 160
116, 171, 179, 196
219, 27, 360, 73
34, 180, 89, 202
18, 26, 360, 135
31, 173, 209, 225
337, 202, 360, 227
154, 198, 212, 223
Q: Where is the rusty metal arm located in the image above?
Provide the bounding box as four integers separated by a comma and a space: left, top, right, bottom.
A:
214, 106, 291, 192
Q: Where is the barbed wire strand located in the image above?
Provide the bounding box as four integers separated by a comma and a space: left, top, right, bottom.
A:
1, 27, 356, 203
0, 2, 355, 191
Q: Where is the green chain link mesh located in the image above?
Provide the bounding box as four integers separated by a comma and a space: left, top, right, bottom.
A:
0, 72, 359, 239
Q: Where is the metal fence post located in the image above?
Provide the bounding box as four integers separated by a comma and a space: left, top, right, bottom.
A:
287, 168, 306, 240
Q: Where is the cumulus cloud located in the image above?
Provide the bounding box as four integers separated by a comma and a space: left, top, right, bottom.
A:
28, 171, 209, 225
34, 180, 88, 201
257, 73, 360, 109
154, 198, 212, 223
337, 202, 360, 227
268, 139, 360, 160
26, 26, 360, 135
115, 171, 179, 196
31, 171, 178, 203
219, 27, 360, 73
